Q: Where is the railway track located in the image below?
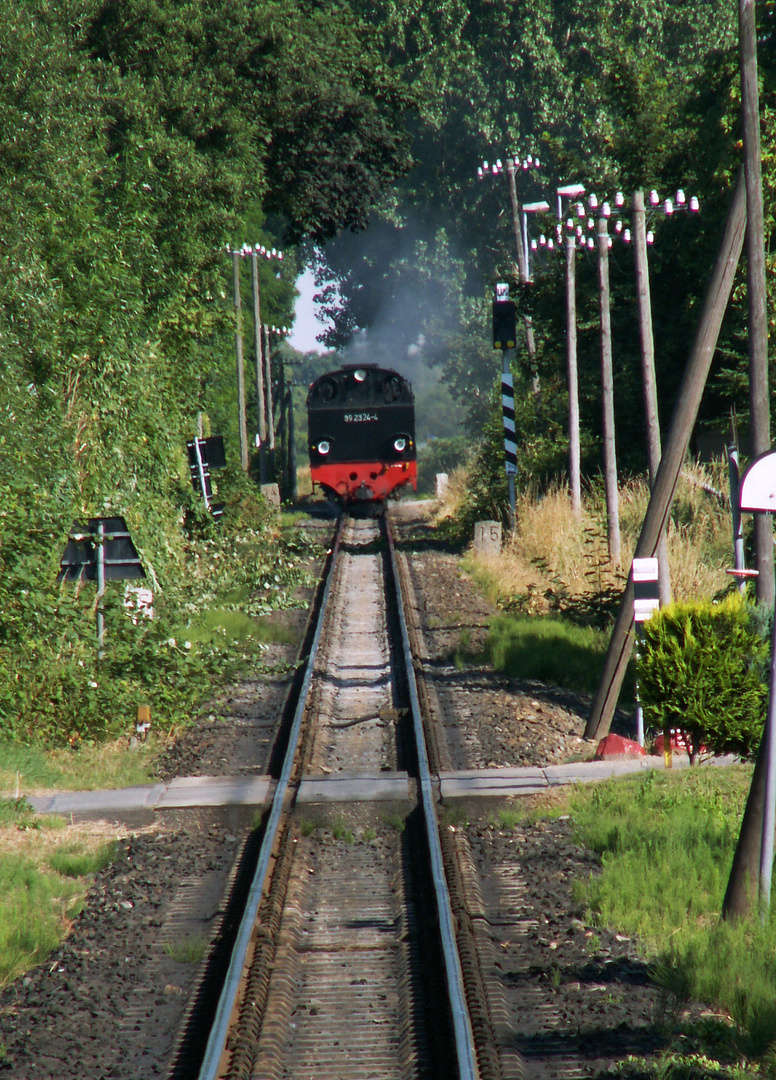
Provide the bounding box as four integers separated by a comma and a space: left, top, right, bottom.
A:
165, 512, 498, 1080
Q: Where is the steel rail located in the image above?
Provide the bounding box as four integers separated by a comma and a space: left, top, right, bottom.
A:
196, 514, 345, 1080
384, 518, 479, 1080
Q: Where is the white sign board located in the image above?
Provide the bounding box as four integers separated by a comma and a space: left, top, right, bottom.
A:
740, 450, 776, 512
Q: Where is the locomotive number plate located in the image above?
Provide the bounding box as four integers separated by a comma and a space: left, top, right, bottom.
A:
343, 412, 379, 422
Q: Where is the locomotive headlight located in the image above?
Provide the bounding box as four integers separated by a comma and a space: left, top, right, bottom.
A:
317, 440, 331, 455
393, 437, 407, 453
354, 369, 367, 382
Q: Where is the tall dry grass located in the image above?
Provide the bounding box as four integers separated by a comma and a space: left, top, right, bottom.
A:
442, 460, 735, 616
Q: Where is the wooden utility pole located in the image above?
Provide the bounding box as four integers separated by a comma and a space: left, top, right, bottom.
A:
740, 0, 773, 608
585, 171, 747, 741
231, 250, 249, 472
250, 249, 268, 483
262, 323, 276, 472
565, 230, 582, 514
506, 160, 539, 394
597, 216, 621, 567
633, 189, 672, 606
721, 0, 773, 922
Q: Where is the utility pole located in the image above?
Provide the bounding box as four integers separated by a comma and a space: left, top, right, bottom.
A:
565, 229, 581, 514
557, 183, 586, 515
250, 248, 268, 483
478, 156, 542, 395
740, 0, 773, 609
262, 323, 276, 475
505, 160, 540, 395
231, 249, 249, 472
287, 379, 297, 503
597, 216, 621, 567
585, 170, 747, 741
720, 1, 773, 922
633, 189, 671, 606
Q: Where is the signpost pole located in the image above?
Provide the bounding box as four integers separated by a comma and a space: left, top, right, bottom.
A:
96, 519, 105, 657
735, 450, 776, 917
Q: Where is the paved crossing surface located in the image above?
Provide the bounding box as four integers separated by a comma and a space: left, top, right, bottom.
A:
21, 754, 738, 819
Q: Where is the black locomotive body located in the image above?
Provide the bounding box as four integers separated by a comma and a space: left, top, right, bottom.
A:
307, 364, 417, 502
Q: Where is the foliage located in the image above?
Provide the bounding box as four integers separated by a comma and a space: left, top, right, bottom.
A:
315, 0, 742, 476
0, 0, 408, 750
416, 435, 469, 494
571, 767, 776, 1065
637, 596, 768, 762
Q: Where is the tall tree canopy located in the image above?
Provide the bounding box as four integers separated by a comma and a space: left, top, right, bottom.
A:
314, 0, 749, 471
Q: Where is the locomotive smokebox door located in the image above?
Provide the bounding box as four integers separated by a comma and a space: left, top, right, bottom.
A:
492, 299, 517, 350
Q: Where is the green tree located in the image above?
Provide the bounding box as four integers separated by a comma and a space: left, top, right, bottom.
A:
638, 596, 768, 763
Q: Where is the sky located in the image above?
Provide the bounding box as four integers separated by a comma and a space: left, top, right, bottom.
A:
288, 268, 329, 353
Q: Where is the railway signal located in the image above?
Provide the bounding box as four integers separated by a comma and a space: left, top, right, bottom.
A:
492, 294, 516, 350
187, 435, 226, 519
58, 517, 145, 652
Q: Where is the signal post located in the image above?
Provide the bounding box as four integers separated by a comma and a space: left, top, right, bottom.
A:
492, 282, 518, 530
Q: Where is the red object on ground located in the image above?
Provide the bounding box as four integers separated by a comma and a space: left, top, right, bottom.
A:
595, 733, 646, 760
652, 730, 704, 756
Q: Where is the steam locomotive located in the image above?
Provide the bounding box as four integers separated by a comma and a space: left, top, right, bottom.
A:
307, 364, 417, 502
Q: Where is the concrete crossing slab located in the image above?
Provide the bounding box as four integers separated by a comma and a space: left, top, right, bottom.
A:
19, 756, 740, 819
297, 771, 411, 803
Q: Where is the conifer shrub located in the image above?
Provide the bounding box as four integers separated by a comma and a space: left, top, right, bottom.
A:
637, 595, 767, 762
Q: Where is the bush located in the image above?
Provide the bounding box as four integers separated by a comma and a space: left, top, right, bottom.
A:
637, 595, 767, 762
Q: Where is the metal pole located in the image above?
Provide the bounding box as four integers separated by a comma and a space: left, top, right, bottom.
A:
232, 251, 249, 472
96, 520, 105, 656
728, 445, 747, 590
597, 216, 621, 567
250, 250, 268, 483
565, 231, 581, 514
193, 438, 211, 510
760, 601, 776, 918
740, 0, 774, 607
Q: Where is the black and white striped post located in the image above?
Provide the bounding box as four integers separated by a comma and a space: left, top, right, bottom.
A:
632, 557, 660, 749
493, 282, 518, 529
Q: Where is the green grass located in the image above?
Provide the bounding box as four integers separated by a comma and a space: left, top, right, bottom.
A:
47, 841, 118, 878
567, 766, 776, 1067
0, 800, 120, 987
481, 613, 635, 698
0, 737, 164, 793
181, 607, 298, 647
163, 935, 208, 964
